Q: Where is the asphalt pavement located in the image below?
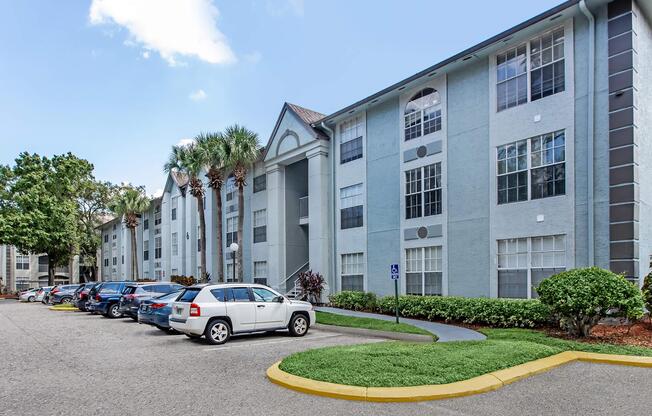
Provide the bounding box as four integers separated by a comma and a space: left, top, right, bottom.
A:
0, 300, 650, 416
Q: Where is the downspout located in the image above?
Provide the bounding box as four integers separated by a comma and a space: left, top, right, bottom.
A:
580, 0, 595, 266
320, 121, 337, 294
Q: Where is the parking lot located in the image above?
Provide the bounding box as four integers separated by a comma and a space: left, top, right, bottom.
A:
1, 300, 650, 416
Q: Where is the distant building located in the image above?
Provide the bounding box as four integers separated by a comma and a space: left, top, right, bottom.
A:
0, 245, 82, 291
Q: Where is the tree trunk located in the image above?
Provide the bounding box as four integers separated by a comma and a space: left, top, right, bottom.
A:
237, 184, 244, 282
130, 227, 138, 280
215, 187, 224, 282
197, 195, 208, 283
48, 257, 55, 286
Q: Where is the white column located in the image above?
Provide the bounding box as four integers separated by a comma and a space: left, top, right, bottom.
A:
266, 164, 286, 291
306, 146, 331, 294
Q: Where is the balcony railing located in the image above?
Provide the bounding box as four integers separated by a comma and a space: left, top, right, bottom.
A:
299, 196, 309, 220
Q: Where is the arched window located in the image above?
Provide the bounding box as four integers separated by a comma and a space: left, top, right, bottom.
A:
404, 88, 442, 141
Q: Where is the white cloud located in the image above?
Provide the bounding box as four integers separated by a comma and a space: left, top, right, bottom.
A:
176, 138, 195, 147
89, 0, 236, 66
152, 188, 164, 198
243, 51, 262, 64
142, 50, 150, 59
189, 89, 207, 101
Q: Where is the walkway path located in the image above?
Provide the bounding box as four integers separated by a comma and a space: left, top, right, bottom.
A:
316, 306, 486, 342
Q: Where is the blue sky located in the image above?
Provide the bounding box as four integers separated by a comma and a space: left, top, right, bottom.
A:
0, 0, 563, 195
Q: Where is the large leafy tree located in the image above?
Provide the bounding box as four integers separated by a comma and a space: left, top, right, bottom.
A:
197, 132, 230, 282
108, 185, 150, 280
0, 152, 94, 286
222, 125, 260, 281
164, 143, 208, 282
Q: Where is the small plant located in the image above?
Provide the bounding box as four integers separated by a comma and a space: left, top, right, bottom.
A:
296, 270, 325, 304
642, 271, 652, 321
536, 267, 644, 337
171, 275, 196, 286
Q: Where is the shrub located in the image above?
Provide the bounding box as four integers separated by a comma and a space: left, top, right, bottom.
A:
296, 270, 326, 304
329, 291, 377, 311
170, 275, 196, 286
643, 272, 652, 316
536, 267, 644, 337
375, 295, 551, 328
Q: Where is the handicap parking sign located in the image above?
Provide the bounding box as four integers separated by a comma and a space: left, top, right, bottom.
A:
390, 263, 400, 280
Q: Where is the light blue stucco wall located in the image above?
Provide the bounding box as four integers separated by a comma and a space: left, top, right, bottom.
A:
446, 58, 491, 297
366, 97, 401, 296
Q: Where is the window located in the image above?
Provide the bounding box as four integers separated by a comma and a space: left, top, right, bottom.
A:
143, 217, 149, 230
171, 197, 178, 220
497, 235, 566, 299
143, 249, 149, 261
496, 45, 528, 111
340, 116, 364, 163
226, 177, 235, 201
253, 287, 277, 302
497, 140, 528, 204
172, 232, 178, 256
112, 234, 117, 240
404, 88, 441, 140
211, 288, 225, 301
405, 163, 441, 219
197, 226, 201, 252
253, 175, 266, 193
340, 184, 363, 229
496, 131, 566, 204
496, 27, 565, 111
121, 255, 124, 265
406, 246, 442, 295
531, 131, 566, 199
112, 257, 117, 266
226, 217, 238, 246
154, 205, 161, 226
226, 287, 251, 302
254, 261, 267, 286
104, 234, 109, 243
154, 237, 162, 259
253, 209, 266, 243
15, 253, 29, 270
104, 258, 109, 267
530, 28, 565, 101
341, 253, 364, 291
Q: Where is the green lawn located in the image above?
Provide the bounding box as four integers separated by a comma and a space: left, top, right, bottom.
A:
278, 327, 652, 387
315, 311, 433, 338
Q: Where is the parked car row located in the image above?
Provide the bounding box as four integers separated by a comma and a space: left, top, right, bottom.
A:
20, 281, 316, 345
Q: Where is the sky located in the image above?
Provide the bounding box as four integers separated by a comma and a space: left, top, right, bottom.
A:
0, 0, 564, 196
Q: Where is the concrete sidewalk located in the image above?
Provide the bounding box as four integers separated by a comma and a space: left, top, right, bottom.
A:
316, 306, 486, 342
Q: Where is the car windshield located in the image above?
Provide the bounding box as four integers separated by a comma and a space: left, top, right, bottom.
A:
156, 291, 182, 301
176, 288, 200, 303
100, 283, 122, 294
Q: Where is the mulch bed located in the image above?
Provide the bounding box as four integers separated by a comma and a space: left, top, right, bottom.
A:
542, 321, 652, 348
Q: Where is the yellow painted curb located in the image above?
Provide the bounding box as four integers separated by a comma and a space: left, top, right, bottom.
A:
267, 351, 652, 402
48, 307, 79, 312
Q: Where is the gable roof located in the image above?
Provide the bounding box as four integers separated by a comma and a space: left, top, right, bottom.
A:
262, 102, 328, 159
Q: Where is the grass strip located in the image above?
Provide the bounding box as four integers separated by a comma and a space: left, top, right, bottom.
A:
316, 311, 433, 337
279, 327, 652, 387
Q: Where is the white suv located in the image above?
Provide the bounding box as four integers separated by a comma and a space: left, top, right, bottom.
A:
169, 283, 316, 345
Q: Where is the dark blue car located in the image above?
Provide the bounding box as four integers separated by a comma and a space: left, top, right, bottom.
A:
137, 291, 182, 331
87, 281, 133, 318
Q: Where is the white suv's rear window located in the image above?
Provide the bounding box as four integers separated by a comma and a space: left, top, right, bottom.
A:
177, 288, 200, 303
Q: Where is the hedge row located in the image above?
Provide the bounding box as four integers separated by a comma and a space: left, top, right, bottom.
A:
329, 291, 552, 328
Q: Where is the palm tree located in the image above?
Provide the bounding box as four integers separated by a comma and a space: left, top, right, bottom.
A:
197, 132, 230, 282
222, 124, 260, 281
164, 142, 208, 283
109, 185, 150, 280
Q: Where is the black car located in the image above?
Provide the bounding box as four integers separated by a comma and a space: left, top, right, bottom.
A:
49, 284, 81, 305
73, 282, 99, 311
118, 282, 185, 320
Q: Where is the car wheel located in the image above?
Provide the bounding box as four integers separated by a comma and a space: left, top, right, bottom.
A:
107, 303, 122, 319
61, 297, 73, 305
204, 319, 231, 345
288, 314, 309, 337
28, 296, 35, 302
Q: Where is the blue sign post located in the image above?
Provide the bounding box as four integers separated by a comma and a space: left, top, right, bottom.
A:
390, 263, 400, 324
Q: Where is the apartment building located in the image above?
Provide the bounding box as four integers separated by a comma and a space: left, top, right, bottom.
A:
0, 245, 82, 291
98, 0, 652, 299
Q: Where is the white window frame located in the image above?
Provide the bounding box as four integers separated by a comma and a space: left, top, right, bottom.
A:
171, 232, 178, 256
405, 246, 442, 296
340, 253, 364, 291
403, 88, 442, 141
405, 163, 442, 219
495, 26, 566, 112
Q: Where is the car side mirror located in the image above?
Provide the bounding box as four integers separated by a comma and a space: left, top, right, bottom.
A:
274, 296, 285, 303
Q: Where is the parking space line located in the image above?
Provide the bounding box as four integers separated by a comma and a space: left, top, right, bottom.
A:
203, 333, 342, 351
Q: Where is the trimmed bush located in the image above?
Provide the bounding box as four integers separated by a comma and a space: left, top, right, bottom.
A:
375, 295, 551, 328
642, 272, 652, 315
329, 291, 551, 328
329, 291, 377, 311
536, 267, 644, 337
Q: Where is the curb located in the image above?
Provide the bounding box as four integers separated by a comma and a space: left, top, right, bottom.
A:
267, 351, 652, 402
48, 307, 79, 312
312, 323, 435, 343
